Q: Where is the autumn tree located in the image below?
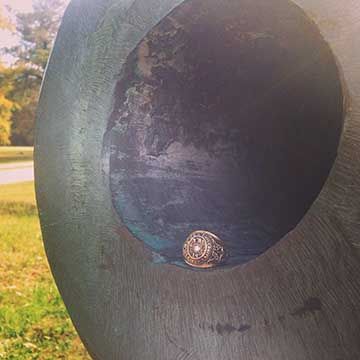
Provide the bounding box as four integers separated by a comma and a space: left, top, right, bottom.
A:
0, 3, 13, 30
0, 65, 14, 145
3, 0, 67, 145
0, 6, 14, 145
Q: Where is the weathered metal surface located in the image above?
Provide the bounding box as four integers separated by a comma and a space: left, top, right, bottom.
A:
35, 0, 360, 359
107, 0, 343, 268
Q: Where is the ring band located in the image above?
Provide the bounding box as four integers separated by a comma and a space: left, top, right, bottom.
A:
183, 230, 226, 269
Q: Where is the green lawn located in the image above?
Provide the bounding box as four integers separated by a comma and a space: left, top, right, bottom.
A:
0, 147, 34, 164
0, 182, 90, 359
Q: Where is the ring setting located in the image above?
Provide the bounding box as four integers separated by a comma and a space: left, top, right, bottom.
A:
183, 230, 226, 269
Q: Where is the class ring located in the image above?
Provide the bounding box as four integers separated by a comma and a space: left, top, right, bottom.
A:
183, 230, 226, 269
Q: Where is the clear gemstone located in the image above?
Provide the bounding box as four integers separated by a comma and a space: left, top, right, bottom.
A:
193, 245, 201, 252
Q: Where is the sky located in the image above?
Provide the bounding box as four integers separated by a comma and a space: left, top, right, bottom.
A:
3, 0, 33, 12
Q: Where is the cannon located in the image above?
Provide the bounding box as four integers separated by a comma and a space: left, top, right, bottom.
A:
35, 0, 360, 358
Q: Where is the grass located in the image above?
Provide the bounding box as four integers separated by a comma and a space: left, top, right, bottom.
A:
0, 182, 90, 359
0, 147, 34, 164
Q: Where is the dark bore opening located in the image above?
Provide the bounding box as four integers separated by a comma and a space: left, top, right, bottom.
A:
107, 0, 344, 268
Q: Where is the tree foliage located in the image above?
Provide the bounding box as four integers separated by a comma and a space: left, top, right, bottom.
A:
2, 65, 40, 145
0, 7, 15, 144
0, 5, 13, 31
0, 0, 67, 146
10, 0, 66, 72
0, 72, 14, 145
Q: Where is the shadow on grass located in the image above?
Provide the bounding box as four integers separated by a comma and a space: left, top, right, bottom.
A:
0, 202, 38, 217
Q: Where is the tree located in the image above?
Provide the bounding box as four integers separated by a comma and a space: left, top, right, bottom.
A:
2, 65, 40, 145
0, 7, 15, 145
10, 0, 66, 72
0, 72, 14, 145
0, 4, 13, 31
2, 0, 67, 145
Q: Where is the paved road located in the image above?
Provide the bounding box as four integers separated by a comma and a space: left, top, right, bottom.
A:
0, 161, 34, 185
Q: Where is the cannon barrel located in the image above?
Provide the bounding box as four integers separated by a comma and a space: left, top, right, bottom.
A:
35, 0, 360, 358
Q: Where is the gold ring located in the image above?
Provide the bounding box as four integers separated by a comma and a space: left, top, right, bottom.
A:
183, 230, 226, 269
